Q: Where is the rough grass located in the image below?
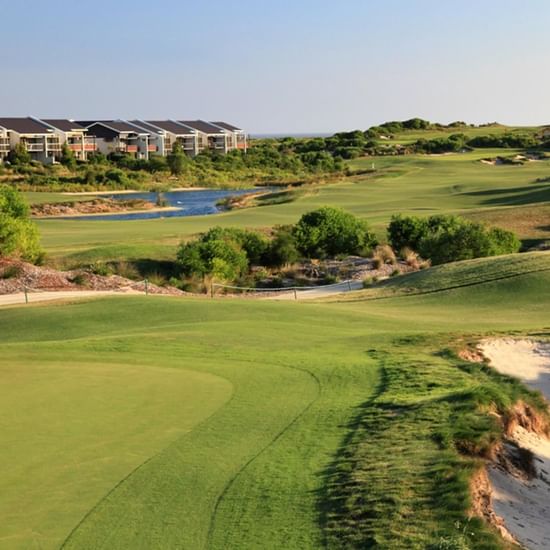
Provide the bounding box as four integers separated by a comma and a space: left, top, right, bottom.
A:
465, 203, 550, 248
334, 251, 550, 302
2, 252, 550, 548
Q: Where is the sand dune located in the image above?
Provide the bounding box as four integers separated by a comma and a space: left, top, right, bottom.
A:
480, 339, 550, 549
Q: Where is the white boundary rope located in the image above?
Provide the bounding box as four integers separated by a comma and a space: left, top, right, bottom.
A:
212, 279, 355, 292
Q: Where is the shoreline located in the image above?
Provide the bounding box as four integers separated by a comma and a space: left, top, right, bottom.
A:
61, 187, 210, 196
32, 205, 182, 219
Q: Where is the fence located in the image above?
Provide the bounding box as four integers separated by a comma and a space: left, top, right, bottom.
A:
211, 279, 359, 300
5, 279, 152, 306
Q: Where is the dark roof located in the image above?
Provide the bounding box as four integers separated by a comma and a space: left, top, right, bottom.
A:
212, 121, 242, 132
179, 120, 226, 134
77, 120, 148, 134
42, 119, 86, 132
129, 120, 165, 134
144, 120, 195, 135
0, 117, 52, 134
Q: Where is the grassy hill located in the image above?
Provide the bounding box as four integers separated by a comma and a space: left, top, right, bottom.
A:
1, 252, 549, 549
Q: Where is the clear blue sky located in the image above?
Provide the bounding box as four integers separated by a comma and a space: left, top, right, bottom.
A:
2, 0, 550, 133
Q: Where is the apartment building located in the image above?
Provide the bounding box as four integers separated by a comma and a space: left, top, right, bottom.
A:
212, 121, 247, 151
131, 120, 198, 157
0, 117, 62, 163
41, 119, 96, 161
77, 120, 154, 160
0, 116, 247, 163
0, 125, 9, 162
179, 120, 231, 154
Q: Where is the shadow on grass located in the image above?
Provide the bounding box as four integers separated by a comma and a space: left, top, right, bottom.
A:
315, 346, 512, 549
462, 184, 550, 207
316, 352, 390, 548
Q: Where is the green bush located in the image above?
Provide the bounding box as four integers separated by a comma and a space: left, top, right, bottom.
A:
388, 214, 520, 265
176, 227, 260, 282
0, 186, 42, 262
265, 226, 299, 267
293, 207, 377, 258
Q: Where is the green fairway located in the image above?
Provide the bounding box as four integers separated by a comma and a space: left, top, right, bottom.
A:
1, 252, 549, 549
35, 149, 550, 260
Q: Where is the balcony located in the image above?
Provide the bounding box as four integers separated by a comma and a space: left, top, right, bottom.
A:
25, 143, 44, 152
147, 144, 157, 152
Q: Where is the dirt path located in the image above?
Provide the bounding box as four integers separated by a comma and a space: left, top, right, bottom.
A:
0, 289, 143, 307
479, 339, 550, 549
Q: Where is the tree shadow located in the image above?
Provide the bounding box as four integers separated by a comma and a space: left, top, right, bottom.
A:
461, 184, 550, 206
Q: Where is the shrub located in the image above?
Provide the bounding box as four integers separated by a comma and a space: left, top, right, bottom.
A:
69, 273, 87, 286
265, 226, 299, 267
372, 244, 397, 265
146, 272, 167, 287
7, 143, 31, 165
0, 264, 22, 279
176, 229, 250, 283
0, 186, 42, 262
486, 227, 521, 256
418, 219, 519, 265
388, 214, 520, 265
111, 261, 139, 280
293, 207, 377, 258
388, 214, 429, 252
167, 142, 187, 176
200, 227, 269, 266
60, 143, 77, 170
89, 261, 112, 276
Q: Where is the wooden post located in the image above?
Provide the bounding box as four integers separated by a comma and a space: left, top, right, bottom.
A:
347, 280, 352, 291
144, 279, 148, 296
24, 286, 28, 304
210, 283, 214, 298
293, 288, 297, 300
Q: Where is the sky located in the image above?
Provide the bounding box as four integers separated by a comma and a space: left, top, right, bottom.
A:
1, 0, 550, 134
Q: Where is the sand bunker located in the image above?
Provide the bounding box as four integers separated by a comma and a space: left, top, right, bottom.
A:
479, 339, 550, 549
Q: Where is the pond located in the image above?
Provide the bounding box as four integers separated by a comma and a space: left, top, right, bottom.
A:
65, 188, 268, 221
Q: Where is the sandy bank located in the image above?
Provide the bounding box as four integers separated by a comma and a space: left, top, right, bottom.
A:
479, 339, 550, 549
61, 187, 209, 196
35, 206, 181, 218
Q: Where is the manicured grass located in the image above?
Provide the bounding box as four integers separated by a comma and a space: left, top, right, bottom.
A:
25, 191, 98, 205
1, 253, 549, 549
36, 149, 550, 260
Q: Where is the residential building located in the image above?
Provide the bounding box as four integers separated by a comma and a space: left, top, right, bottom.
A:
179, 120, 231, 154
41, 119, 96, 161
132, 120, 198, 157
0, 117, 61, 163
0, 116, 247, 163
212, 121, 247, 151
0, 125, 9, 162
78, 120, 153, 159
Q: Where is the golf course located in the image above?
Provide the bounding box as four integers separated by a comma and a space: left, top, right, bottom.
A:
2, 129, 550, 549
32, 148, 550, 264
1, 251, 549, 549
